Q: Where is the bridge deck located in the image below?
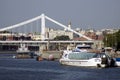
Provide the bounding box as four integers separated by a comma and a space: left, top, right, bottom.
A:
0, 40, 93, 44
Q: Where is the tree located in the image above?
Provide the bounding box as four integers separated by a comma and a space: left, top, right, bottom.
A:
0, 30, 11, 33
116, 30, 120, 49
103, 29, 120, 50
54, 35, 70, 40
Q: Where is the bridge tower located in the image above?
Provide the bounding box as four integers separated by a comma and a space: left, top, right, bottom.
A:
41, 14, 46, 41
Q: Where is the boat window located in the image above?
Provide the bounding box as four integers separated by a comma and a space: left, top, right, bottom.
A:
93, 54, 102, 58
65, 54, 68, 57
77, 47, 91, 49
72, 49, 81, 52
93, 54, 98, 58
68, 52, 96, 60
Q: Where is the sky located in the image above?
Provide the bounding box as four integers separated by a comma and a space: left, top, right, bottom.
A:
0, 0, 120, 31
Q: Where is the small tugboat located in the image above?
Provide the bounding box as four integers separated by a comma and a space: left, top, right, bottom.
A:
16, 43, 31, 59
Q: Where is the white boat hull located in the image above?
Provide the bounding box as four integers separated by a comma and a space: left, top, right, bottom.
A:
115, 58, 120, 66
59, 58, 105, 67
116, 62, 120, 66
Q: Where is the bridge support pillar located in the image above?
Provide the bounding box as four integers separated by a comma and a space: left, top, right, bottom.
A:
41, 14, 46, 41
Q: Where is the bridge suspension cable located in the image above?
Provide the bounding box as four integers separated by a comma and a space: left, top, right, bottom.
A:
0, 15, 42, 31
45, 15, 92, 40
0, 13, 92, 41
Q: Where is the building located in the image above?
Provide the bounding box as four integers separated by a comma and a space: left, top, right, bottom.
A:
47, 28, 73, 40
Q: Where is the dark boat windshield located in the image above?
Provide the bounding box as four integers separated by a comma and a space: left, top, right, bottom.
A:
68, 52, 96, 60
76, 44, 92, 49
77, 46, 92, 49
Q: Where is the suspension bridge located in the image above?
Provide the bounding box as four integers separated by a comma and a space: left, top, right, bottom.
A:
0, 14, 93, 46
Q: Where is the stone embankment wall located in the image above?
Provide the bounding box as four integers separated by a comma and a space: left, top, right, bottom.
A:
41, 51, 63, 60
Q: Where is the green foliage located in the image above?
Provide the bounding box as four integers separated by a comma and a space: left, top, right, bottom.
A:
103, 29, 120, 49
0, 30, 11, 33
116, 30, 120, 49
54, 35, 70, 40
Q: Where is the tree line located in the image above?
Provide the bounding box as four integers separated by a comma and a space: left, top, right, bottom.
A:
103, 29, 120, 50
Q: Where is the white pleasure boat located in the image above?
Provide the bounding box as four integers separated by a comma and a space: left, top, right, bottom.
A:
59, 51, 115, 68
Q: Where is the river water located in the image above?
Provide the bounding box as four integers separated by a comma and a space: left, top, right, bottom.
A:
0, 53, 120, 80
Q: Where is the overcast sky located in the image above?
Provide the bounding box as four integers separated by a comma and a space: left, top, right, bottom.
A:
0, 0, 120, 31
